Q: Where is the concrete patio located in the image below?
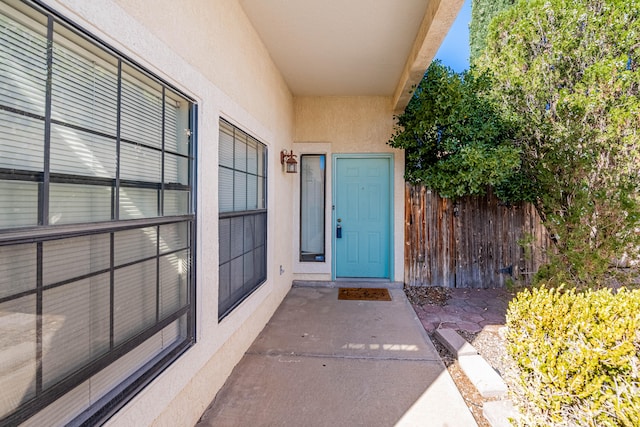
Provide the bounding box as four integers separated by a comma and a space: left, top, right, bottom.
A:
196, 286, 477, 426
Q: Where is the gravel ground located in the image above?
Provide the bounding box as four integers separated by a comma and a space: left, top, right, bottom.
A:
458, 327, 514, 378
404, 285, 450, 306
406, 286, 515, 427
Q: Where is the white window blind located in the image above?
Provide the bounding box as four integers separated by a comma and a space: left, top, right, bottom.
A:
0, 4, 47, 116
51, 28, 118, 136
121, 68, 163, 149
0, 110, 44, 172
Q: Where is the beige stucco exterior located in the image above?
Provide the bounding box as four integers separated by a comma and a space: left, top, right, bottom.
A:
17, 0, 462, 425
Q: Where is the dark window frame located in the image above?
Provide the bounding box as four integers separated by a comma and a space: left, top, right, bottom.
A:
218, 119, 267, 320
0, 0, 197, 424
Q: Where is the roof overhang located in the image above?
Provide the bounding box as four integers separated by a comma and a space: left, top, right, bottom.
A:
239, 0, 464, 111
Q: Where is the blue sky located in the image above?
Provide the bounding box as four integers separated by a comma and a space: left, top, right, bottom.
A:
434, 0, 471, 72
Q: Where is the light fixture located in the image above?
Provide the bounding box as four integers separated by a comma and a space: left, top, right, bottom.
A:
280, 149, 298, 173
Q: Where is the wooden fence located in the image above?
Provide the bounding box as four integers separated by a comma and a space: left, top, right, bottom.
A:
404, 184, 553, 288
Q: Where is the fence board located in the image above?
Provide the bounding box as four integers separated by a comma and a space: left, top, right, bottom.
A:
404, 184, 552, 288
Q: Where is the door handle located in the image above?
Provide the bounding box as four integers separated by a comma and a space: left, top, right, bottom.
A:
336, 218, 342, 238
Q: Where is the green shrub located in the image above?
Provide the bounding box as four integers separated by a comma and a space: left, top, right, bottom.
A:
506, 286, 640, 426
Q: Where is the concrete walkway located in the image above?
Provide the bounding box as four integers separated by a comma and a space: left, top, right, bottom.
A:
196, 286, 477, 427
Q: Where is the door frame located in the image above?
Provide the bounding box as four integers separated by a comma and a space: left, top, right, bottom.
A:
331, 153, 394, 280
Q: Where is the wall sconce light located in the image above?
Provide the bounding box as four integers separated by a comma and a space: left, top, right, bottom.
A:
280, 149, 298, 173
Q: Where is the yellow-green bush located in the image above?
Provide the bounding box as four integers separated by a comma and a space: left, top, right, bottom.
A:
505, 286, 640, 426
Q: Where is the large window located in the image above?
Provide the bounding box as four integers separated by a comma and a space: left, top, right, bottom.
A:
218, 120, 267, 319
0, 1, 196, 425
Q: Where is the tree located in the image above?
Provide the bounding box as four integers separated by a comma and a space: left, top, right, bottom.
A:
469, 0, 516, 63
479, 0, 640, 286
388, 61, 523, 200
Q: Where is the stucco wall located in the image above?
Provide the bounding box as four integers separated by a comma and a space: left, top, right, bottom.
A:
35, 1, 296, 426
293, 97, 405, 283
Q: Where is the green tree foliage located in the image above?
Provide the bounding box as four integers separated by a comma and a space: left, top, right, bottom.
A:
479, 0, 640, 286
388, 61, 523, 200
469, 0, 516, 62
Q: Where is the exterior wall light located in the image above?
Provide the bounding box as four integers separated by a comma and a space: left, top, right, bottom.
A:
280, 149, 298, 173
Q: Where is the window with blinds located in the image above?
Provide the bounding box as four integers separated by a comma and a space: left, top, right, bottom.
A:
0, 1, 196, 425
300, 155, 326, 262
218, 120, 267, 320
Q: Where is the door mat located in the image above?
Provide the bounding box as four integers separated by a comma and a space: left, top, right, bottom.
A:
338, 287, 392, 301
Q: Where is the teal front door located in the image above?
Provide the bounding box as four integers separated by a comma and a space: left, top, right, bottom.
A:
334, 156, 392, 278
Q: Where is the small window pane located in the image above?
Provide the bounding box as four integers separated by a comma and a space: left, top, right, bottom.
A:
164, 94, 190, 155
114, 260, 157, 345
51, 34, 118, 136
0, 109, 44, 171
164, 190, 189, 216
219, 218, 231, 264
255, 244, 266, 281
219, 168, 233, 213
257, 144, 265, 177
159, 222, 188, 254
234, 132, 247, 172
159, 250, 188, 318
218, 262, 230, 313
49, 183, 112, 225
120, 143, 162, 183
0, 295, 37, 419
115, 227, 157, 266
247, 175, 258, 210
164, 153, 188, 185
0, 3, 48, 116
233, 171, 247, 211
120, 68, 162, 149
119, 187, 158, 219
243, 215, 255, 252
243, 252, 255, 290
0, 180, 38, 228
43, 234, 110, 286
50, 124, 116, 178
161, 315, 187, 348
246, 138, 258, 174
0, 243, 36, 298
229, 257, 243, 300
42, 274, 110, 389
258, 177, 265, 209
219, 124, 234, 168
255, 212, 266, 247
230, 217, 243, 259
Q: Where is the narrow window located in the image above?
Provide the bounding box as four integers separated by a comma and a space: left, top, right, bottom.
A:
218, 119, 267, 320
299, 155, 326, 262
0, 1, 196, 424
